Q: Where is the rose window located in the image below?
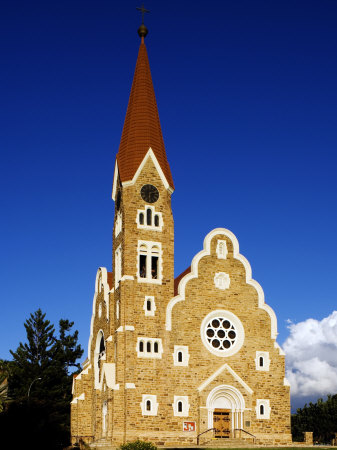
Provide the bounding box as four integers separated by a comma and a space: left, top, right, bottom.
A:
201, 310, 244, 357
205, 317, 236, 350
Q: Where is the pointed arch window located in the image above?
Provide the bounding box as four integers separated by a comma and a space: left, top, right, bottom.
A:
94, 330, 106, 389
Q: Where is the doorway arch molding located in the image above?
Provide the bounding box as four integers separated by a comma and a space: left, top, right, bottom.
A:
206, 384, 245, 431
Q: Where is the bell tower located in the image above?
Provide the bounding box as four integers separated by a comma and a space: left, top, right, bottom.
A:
110, 17, 175, 428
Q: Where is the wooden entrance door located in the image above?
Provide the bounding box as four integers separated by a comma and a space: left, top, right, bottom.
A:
213, 409, 231, 438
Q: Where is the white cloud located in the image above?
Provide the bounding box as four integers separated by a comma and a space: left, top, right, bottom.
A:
283, 311, 337, 398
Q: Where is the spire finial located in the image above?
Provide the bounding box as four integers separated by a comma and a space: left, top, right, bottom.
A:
136, 4, 150, 40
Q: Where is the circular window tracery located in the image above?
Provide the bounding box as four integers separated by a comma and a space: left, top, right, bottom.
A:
205, 317, 237, 351
201, 310, 244, 357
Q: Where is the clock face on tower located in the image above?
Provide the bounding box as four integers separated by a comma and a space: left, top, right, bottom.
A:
141, 184, 159, 203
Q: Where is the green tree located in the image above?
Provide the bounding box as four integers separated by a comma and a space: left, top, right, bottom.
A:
1, 309, 83, 450
0, 359, 10, 412
292, 394, 337, 443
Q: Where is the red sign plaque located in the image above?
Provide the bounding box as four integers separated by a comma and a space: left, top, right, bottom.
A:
183, 421, 196, 432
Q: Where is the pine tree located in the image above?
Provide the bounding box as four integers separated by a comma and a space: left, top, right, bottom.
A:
1, 309, 83, 449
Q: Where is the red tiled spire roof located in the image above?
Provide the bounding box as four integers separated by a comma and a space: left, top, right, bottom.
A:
116, 39, 174, 190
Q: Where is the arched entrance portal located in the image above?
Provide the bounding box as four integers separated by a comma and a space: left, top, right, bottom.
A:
206, 385, 245, 438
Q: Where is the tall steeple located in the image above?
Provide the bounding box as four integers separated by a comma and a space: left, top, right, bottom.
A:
115, 20, 174, 191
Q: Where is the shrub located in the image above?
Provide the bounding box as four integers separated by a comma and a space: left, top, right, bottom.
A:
119, 440, 157, 450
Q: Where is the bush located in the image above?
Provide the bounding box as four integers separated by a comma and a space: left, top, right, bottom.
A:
119, 440, 157, 450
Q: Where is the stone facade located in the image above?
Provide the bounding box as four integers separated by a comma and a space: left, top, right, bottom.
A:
71, 33, 292, 448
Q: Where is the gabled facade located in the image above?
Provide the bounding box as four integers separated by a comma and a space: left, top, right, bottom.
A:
71, 25, 292, 448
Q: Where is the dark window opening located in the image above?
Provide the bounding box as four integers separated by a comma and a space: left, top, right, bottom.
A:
178, 401, 183, 412
154, 215, 159, 227
154, 342, 159, 353
139, 255, 147, 278
99, 337, 105, 354
146, 208, 152, 226
147, 299, 152, 311
260, 405, 264, 415
259, 356, 264, 367
151, 256, 158, 279
178, 351, 183, 363
146, 400, 151, 411
147, 341, 151, 352
139, 212, 144, 225
139, 341, 144, 352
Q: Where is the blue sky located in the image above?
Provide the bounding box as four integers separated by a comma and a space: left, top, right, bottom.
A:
1, 0, 336, 408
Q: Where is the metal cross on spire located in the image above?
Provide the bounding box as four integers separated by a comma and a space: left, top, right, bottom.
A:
136, 4, 150, 39
136, 4, 150, 25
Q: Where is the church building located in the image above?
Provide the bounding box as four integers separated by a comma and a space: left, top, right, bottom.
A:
71, 20, 292, 448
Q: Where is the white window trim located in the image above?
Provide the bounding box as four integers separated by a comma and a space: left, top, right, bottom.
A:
137, 337, 163, 359
143, 296, 156, 316
137, 240, 162, 284
136, 205, 163, 231
256, 399, 271, 419
115, 211, 122, 237
216, 239, 228, 259
200, 310, 245, 357
140, 394, 158, 416
173, 345, 190, 367
115, 244, 122, 289
255, 351, 270, 371
172, 395, 190, 417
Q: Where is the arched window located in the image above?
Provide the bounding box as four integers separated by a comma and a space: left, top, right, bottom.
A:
151, 245, 159, 279
138, 242, 161, 282
178, 401, 183, 413
139, 212, 144, 225
259, 356, 264, 367
260, 404, 264, 415
95, 331, 106, 387
139, 341, 144, 352
178, 351, 183, 363
154, 215, 159, 227
146, 208, 152, 226
147, 341, 151, 353
139, 244, 147, 278
154, 342, 158, 353
146, 400, 151, 411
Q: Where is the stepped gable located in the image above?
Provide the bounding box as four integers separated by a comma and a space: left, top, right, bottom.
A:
174, 267, 191, 296
116, 40, 174, 190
